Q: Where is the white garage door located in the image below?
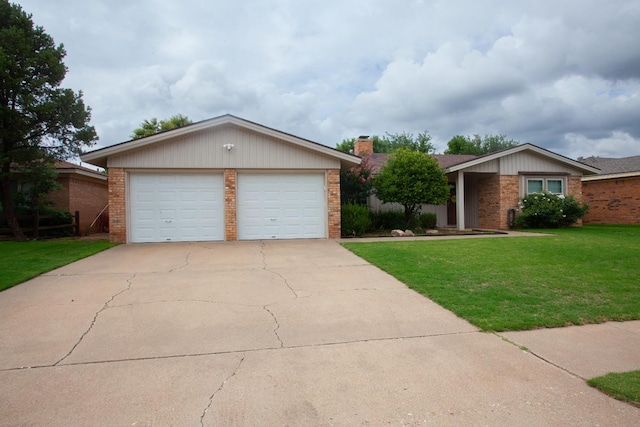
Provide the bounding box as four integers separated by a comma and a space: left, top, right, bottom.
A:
237, 173, 326, 240
130, 173, 224, 243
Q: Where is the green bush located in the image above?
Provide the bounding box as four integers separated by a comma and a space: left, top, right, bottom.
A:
341, 203, 372, 236
515, 192, 589, 228
370, 209, 407, 230
418, 212, 437, 229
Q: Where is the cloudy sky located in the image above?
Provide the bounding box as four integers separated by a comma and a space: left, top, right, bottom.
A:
16, 0, 640, 160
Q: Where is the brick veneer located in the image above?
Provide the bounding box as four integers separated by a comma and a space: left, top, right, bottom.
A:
107, 168, 341, 242
108, 168, 126, 243
224, 169, 237, 241
327, 169, 341, 238
477, 175, 519, 230
583, 176, 640, 224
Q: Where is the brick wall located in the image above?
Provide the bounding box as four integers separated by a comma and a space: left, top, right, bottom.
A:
224, 169, 237, 241
68, 177, 109, 233
108, 168, 126, 243
583, 176, 640, 224
48, 175, 108, 234
477, 175, 519, 230
48, 177, 70, 211
327, 169, 341, 238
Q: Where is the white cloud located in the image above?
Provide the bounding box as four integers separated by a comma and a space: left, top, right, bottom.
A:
14, 0, 640, 158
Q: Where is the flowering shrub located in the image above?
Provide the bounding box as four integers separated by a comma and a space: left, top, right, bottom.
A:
515, 192, 589, 228
340, 157, 374, 205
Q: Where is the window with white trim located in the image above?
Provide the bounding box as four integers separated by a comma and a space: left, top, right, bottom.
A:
526, 177, 565, 195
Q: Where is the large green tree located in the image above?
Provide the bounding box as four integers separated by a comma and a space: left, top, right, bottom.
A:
445, 134, 519, 155
336, 131, 435, 154
373, 149, 450, 222
131, 114, 192, 139
0, 1, 97, 240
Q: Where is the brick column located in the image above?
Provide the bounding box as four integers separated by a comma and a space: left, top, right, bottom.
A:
224, 169, 237, 241
567, 175, 584, 226
498, 175, 520, 230
327, 169, 341, 238
108, 168, 126, 243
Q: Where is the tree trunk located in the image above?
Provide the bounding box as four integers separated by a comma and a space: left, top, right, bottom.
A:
0, 173, 27, 241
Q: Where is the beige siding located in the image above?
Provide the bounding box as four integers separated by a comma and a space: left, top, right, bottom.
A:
500, 152, 581, 175
108, 125, 340, 170
463, 159, 499, 173
367, 196, 448, 227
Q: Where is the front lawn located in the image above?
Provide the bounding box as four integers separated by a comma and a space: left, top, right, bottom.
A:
342, 225, 640, 331
588, 370, 640, 407
0, 239, 116, 291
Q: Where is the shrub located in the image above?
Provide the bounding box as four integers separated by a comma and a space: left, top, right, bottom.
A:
370, 209, 407, 230
341, 203, 372, 236
515, 192, 589, 228
418, 212, 437, 229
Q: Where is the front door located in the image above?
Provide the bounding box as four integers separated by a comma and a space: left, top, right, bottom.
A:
447, 183, 456, 226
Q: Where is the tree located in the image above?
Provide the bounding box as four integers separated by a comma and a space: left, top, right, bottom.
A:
0, 1, 97, 240
373, 149, 450, 223
445, 134, 519, 155
384, 131, 435, 153
336, 131, 435, 154
131, 114, 192, 139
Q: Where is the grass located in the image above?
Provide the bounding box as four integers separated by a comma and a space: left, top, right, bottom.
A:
0, 238, 117, 291
588, 371, 640, 407
342, 225, 640, 331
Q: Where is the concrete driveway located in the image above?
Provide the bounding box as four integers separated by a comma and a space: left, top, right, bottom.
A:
0, 240, 638, 426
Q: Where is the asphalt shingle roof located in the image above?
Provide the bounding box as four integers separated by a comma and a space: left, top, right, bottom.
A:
578, 155, 640, 175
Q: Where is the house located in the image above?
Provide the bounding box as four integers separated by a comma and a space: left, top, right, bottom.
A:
354, 138, 599, 230
579, 155, 640, 225
80, 114, 360, 243
48, 161, 109, 233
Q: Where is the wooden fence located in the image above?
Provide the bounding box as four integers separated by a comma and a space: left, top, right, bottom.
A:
0, 211, 80, 238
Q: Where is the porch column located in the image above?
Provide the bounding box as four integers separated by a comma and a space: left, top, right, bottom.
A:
456, 170, 465, 230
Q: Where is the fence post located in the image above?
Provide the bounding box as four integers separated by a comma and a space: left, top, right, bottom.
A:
75, 211, 81, 236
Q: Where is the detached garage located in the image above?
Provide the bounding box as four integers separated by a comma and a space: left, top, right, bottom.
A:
81, 115, 360, 243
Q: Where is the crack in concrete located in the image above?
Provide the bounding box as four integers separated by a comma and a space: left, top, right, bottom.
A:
493, 332, 586, 380
3, 331, 478, 372
169, 252, 191, 272
260, 241, 298, 299
200, 354, 245, 426
263, 305, 284, 348
109, 299, 256, 308
53, 274, 136, 366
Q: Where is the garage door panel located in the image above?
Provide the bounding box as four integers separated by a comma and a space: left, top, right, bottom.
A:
130, 173, 224, 243
238, 173, 325, 240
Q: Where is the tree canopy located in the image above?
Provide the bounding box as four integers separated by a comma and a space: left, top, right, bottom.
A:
131, 114, 192, 139
0, 1, 97, 240
336, 131, 436, 154
445, 134, 519, 155
373, 149, 450, 222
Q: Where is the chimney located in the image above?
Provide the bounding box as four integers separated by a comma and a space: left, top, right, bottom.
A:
354, 135, 373, 156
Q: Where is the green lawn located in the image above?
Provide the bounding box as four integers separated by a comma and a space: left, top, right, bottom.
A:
0, 239, 117, 291
342, 225, 640, 331
588, 370, 640, 407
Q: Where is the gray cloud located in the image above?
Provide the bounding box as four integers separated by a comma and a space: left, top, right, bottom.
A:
16, 0, 640, 159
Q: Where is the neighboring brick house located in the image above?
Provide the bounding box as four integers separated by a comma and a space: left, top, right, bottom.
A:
80, 115, 360, 243
48, 161, 109, 233
356, 139, 599, 230
579, 155, 640, 225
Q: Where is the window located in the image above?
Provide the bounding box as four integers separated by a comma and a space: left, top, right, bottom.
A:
527, 179, 543, 194
525, 177, 565, 195
546, 179, 563, 194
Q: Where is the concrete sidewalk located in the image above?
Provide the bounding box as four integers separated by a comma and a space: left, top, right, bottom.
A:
0, 239, 638, 426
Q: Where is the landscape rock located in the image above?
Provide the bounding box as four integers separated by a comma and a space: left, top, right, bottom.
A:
426, 229, 439, 234
404, 230, 415, 237
391, 229, 405, 237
